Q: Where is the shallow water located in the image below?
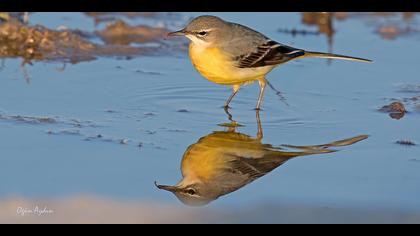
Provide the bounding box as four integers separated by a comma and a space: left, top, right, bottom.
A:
0, 12, 419, 223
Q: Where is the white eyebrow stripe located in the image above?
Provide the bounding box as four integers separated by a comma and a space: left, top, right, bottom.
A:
195, 28, 215, 33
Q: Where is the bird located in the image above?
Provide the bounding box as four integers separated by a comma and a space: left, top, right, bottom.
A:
155, 110, 368, 206
167, 15, 371, 110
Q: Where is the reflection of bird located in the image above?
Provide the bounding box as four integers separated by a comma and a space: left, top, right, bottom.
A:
156, 111, 368, 206
167, 15, 371, 110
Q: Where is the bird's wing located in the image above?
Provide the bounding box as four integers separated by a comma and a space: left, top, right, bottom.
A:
210, 155, 276, 195
226, 153, 292, 181
229, 157, 266, 179
235, 40, 305, 68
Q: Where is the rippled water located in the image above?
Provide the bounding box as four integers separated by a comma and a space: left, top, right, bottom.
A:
0, 12, 419, 223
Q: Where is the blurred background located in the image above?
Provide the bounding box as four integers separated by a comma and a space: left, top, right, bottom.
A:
0, 12, 419, 223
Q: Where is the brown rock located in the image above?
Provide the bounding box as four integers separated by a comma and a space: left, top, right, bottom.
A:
379, 101, 407, 120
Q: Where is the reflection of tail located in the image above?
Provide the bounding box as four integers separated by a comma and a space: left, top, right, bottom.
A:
281, 135, 369, 151
303, 51, 372, 63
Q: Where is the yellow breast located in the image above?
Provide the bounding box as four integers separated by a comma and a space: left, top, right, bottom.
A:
189, 43, 271, 85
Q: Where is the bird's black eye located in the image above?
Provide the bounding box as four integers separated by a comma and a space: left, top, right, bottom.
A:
198, 31, 207, 36
186, 189, 196, 195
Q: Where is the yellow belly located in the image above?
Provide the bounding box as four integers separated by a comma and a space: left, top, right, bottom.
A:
189, 43, 272, 85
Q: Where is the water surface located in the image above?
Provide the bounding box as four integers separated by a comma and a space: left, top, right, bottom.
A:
0, 12, 419, 223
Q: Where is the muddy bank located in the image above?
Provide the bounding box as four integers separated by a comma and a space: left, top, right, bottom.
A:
2, 12, 418, 65
0, 17, 181, 65
95, 20, 168, 46
0, 21, 98, 63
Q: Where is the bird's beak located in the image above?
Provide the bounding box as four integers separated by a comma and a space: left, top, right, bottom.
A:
167, 29, 186, 37
154, 181, 182, 193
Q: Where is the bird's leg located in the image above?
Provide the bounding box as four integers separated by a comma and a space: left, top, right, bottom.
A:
255, 109, 263, 140
219, 102, 242, 130
224, 85, 240, 109
255, 78, 266, 110
223, 105, 234, 123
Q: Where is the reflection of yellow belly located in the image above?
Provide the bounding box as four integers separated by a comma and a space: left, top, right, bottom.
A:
189, 43, 273, 85
180, 132, 264, 182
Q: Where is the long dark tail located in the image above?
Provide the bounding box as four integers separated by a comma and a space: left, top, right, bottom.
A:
302, 51, 372, 63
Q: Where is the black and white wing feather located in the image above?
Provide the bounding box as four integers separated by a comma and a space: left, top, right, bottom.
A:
236, 40, 305, 68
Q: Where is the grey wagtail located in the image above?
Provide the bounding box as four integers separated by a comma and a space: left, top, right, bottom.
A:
167, 15, 371, 110
155, 111, 368, 206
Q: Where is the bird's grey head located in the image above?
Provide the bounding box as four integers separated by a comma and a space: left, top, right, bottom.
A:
167, 15, 231, 46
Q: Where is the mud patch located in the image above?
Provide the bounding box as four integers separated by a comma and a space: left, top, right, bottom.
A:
379, 101, 407, 120
0, 110, 154, 148
0, 21, 97, 63
47, 129, 81, 136
395, 140, 416, 146
95, 20, 167, 46
144, 112, 157, 116
176, 109, 189, 113
135, 69, 162, 75
48, 129, 140, 147
334, 12, 420, 40
389, 84, 420, 115
0, 114, 56, 124
0, 18, 182, 66
278, 12, 420, 49
0, 111, 99, 129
